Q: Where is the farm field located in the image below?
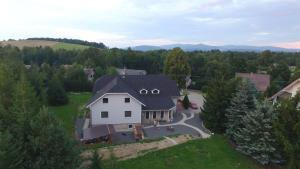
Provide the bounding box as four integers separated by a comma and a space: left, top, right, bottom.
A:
0, 39, 90, 50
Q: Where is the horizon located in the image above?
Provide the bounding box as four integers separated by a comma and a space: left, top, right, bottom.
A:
1, 0, 300, 49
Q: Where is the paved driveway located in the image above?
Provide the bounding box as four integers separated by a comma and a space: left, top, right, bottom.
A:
187, 90, 205, 111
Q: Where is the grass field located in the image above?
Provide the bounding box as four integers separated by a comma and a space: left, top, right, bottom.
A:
116, 135, 263, 169
0, 40, 89, 50
49, 92, 91, 133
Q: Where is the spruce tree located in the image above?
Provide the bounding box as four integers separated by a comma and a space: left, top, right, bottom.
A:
226, 79, 256, 141
182, 94, 190, 109
235, 100, 281, 165
201, 75, 237, 133
273, 93, 300, 169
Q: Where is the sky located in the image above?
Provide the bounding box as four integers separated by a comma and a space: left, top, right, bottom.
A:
1, 0, 300, 48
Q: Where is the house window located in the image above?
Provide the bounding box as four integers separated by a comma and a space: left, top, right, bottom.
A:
153, 111, 156, 119
145, 112, 149, 119
161, 111, 164, 118
125, 111, 132, 117
139, 89, 148, 94
102, 98, 108, 103
125, 98, 130, 103
128, 124, 133, 129
151, 89, 160, 94
101, 111, 108, 118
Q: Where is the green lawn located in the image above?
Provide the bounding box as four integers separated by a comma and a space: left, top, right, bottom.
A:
117, 135, 263, 169
52, 42, 90, 50
49, 92, 91, 133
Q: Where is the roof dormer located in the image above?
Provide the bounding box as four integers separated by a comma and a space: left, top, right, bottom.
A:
151, 89, 160, 94
139, 89, 148, 94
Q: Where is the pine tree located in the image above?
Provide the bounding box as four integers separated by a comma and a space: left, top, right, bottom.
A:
182, 94, 190, 109
273, 93, 300, 169
235, 100, 281, 165
201, 75, 238, 133
226, 79, 256, 140
47, 75, 68, 106
90, 150, 102, 169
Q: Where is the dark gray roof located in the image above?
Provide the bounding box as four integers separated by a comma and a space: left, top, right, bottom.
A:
88, 75, 180, 110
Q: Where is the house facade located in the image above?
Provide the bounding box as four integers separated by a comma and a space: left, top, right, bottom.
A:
270, 78, 300, 103
86, 75, 180, 132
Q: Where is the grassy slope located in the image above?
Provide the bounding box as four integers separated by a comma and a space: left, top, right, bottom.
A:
52, 42, 90, 50
0, 40, 89, 50
117, 135, 263, 169
49, 92, 91, 133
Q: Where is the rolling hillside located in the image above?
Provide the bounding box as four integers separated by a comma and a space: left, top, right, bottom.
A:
0, 39, 90, 50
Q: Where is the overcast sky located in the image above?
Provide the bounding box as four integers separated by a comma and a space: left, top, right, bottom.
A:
1, 0, 300, 48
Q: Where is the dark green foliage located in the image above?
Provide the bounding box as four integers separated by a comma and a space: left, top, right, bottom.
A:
182, 95, 190, 109
226, 79, 256, 140
90, 151, 102, 169
47, 75, 69, 106
64, 65, 92, 91
235, 100, 281, 165
24, 107, 80, 169
273, 93, 300, 169
164, 48, 191, 88
201, 75, 238, 133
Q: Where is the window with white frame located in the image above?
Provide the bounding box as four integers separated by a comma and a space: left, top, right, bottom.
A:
151, 89, 160, 94
139, 89, 148, 94
101, 111, 108, 118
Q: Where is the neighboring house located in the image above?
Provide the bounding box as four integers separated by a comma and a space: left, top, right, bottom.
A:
236, 73, 270, 92
116, 67, 147, 75
84, 68, 95, 81
270, 78, 300, 103
86, 75, 180, 132
24, 64, 31, 69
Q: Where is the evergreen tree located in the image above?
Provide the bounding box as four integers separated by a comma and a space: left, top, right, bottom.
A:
201, 75, 238, 133
273, 93, 300, 169
226, 79, 256, 140
0, 131, 23, 169
235, 100, 281, 165
89, 150, 102, 169
182, 94, 190, 109
164, 48, 191, 88
24, 107, 80, 169
47, 75, 69, 106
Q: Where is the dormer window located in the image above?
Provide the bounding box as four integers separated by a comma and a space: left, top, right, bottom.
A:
140, 89, 148, 94
151, 89, 160, 94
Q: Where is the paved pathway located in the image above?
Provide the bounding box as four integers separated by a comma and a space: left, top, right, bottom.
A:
144, 112, 210, 138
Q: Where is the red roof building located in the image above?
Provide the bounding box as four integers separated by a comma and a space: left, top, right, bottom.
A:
236, 73, 270, 92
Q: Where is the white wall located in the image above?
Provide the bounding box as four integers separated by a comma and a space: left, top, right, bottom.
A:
288, 82, 300, 97
89, 93, 142, 126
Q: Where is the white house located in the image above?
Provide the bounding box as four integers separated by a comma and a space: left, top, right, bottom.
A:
86, 75, 180, 132
270, 78, 300, 103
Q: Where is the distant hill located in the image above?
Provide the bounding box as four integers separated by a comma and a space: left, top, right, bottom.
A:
131, 43, 300, 52
0, 39, 90, 50
0, 38, 107, 50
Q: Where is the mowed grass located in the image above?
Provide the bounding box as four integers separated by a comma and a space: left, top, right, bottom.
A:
49, 92, 91, 133
117, 135, 263, 169
52, 42, 90, 50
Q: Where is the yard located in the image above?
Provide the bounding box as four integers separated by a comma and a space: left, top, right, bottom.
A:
50, 93, 264, 169
116, 135, 264, 169
49, 92, 91, 133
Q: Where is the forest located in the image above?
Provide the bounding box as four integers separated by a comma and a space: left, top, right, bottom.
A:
0, 44, 300, 169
